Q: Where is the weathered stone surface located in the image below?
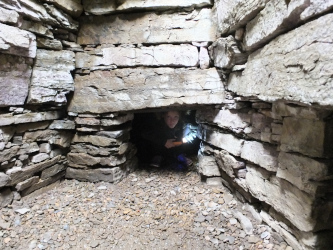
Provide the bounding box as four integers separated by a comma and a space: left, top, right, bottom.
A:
49, 120, 75, 130
0, 146, 20, 162
65, 167, 125, 183
215, 150, 245, 178
76, 44, 199, 68
199, 125, 244, 156
277, 152, 333, 195
0, 6, 20, 25
272, 101, 332, 120
67, 153, 126, 168
246, 165, 316, 232
199, 47, 210, 69
0, 173, 10, 188
17, 142, 39, 155
36, 37, 62, 50
78, 9, 218, 45
6, 155, 61, 185
244, 0, 333, 51
21, 20, 54, 39
198, 154, 220, 177
27, 49, 75, 105
0, 187, 13, 208
82, 0, 213, 15
71, 134, 125, 147
101, 113, 134, 126
70, 144, 119, 156
39, 0, 83, 17
241, 141, 278, 172
0, 23, 36, 58
196, 108, 250, 133
15, 176, 39, 191
228, 14, 333, 107
69, 68, 224, 113
21, 171, 65, 196
0, 111, 63, 126
280, 117, 333, 158
209, 36, 248, 69
23, 130, 73, 148
31, 153, 50, 163
214, 0, 268, 35
41, 163, 66, 179
0, 54, 33, 107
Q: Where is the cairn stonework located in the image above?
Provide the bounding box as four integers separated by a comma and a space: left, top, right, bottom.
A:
0, 0, 332, 249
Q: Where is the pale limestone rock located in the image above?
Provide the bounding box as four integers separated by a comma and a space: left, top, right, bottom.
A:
215, 150, 245, 178
0, 173, 10, 188
100, 114, 134, 126
39, 0, 83, 17
241, 141, 278, 172
17, 142, 39, 155
27, 49, 75, 105
228, 14, 333, 107
199, 47, 210, 69
0, 23, 36, 58
196, 108, 250, 133
214, 0, 268, 35
272, 101, 332, 120
82, 0, 213, 15
68, 68, 225, 113
209, 36, 248, 69
246, 165, 316, 232
0, 111, 62, 126
70, 144, 120, 156
78, 9, 218, 45
21, 20, 54, 38
0, 7, 20, 25
49, 120, 75, 130
199, 125, 244, 156
0, 54, 33, 107
277, 152, 332, 195
15, 176, 39, 191
76, 44, 199, 69
36, 37, 62, 50
280, 117, 333, 158
198, 154, 220, 177
31, 153, 50, 163
75, 117, 100, 126
43, 3, 79, 31
39, 143, 51, 153
244, 0, 333, 51
6, 155, 61, 185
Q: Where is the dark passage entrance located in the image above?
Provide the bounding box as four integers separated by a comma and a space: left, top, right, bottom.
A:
130, 109, 200, 170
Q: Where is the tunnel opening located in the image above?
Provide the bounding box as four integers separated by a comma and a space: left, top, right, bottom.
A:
130, 108, 201, 172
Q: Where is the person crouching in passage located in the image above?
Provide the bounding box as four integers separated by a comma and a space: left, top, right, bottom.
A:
141, 110, 197, 171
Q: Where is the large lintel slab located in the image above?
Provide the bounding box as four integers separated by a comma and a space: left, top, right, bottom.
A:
78, 9, 218, 45
68, 68, 225, 113
228, 14, 333, 107
82, 0, 213, 15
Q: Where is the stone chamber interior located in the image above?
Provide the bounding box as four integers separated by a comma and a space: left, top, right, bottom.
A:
1, 1, 333, 249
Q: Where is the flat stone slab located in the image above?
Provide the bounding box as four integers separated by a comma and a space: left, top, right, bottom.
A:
76, 44, 199, 69
82, 0, 212, 15
78, 9, 218, 45
228, 14, 333, 107
68, 68, 225, 113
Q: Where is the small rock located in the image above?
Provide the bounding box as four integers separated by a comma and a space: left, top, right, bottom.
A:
15, 208, 30, 214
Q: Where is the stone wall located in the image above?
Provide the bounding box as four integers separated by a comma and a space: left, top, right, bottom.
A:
0, 0, 82, 204
196, 1, 333, 249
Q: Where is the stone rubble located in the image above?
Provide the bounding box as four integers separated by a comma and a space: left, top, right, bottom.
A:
0, 166, 292, 250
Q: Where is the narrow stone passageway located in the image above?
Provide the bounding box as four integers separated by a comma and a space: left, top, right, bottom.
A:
1, 166, 291, 250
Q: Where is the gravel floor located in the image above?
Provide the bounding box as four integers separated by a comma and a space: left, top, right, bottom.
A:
0, 164, 293, 250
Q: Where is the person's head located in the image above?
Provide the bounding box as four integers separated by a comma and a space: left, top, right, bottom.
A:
163, 110, 180, 129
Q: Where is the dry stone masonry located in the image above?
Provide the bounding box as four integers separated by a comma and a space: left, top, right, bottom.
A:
0, 0, 332, 249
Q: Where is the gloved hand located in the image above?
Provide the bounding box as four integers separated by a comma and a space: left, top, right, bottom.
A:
182, 124, 198, 143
